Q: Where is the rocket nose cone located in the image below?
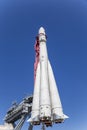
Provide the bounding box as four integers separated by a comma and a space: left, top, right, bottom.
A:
38, 27, 45, 34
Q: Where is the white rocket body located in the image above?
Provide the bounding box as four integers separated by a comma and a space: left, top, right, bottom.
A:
29, 63, 40, 125
28, 27, 68, 126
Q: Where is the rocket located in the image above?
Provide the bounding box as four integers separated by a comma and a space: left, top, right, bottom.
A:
28, 27, 68, 127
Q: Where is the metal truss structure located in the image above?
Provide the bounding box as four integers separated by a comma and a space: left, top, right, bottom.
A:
4, 95, 33, 130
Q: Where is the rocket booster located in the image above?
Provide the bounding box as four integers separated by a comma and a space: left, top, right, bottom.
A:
28, 27, 68, 127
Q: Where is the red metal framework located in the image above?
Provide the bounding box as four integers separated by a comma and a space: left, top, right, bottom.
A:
34, 36, 40, 82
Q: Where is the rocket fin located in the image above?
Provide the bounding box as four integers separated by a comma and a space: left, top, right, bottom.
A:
53, 114, 69, 123
63, 114, 69, 119
27, 116, 40, 125
27, 118, 32, 122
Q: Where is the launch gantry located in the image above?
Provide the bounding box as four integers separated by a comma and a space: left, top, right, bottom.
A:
4, 95, 33, 130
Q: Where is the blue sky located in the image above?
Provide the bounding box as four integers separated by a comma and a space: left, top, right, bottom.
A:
0, 0, 87, 130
